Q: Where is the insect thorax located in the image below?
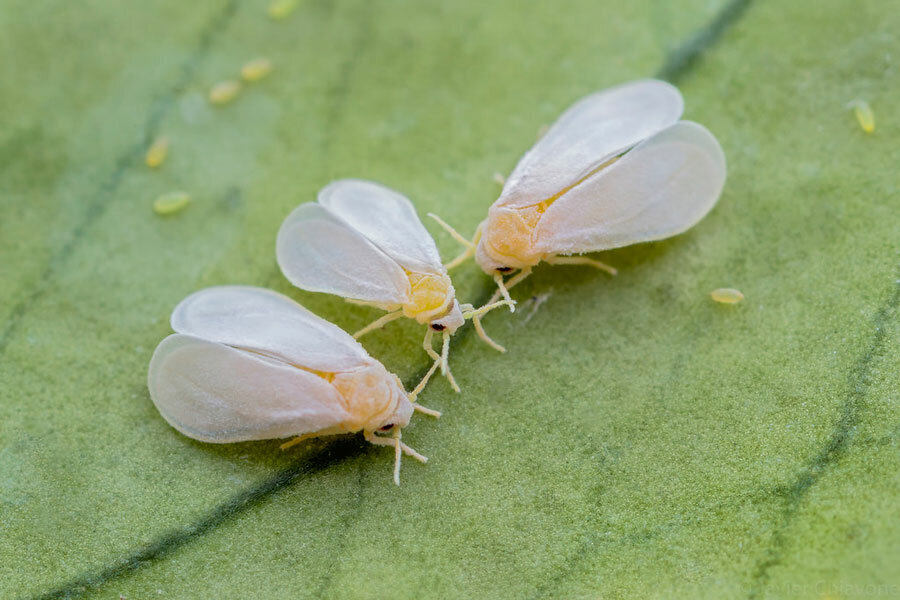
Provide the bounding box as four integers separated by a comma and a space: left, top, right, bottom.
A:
480, 204, 547, 270
331, 363, 403, 432
402, 271, 454, 323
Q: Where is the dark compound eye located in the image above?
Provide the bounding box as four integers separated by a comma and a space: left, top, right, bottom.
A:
496, 266, 513, 273
380, 424, 394, 431
430, 323, 446, 331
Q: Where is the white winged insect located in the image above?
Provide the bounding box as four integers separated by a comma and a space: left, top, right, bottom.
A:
147, 286, 441, 485
276, 179, 513, 392
432, 79, 726, 349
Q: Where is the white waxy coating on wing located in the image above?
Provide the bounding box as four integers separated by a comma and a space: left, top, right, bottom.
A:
277, 203, 411, 304
171, 286, 369, 373
534, 121, 726, 254
148, 334, 351, 443
496, 79, 684, 209
318, 179, 444, 275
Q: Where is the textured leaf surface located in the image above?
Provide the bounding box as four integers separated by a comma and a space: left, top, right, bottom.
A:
1, 0, 898, 598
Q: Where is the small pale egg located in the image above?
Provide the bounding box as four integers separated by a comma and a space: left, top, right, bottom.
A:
241, 58, 273, 82
268, 0, 298, 20
849, 99, 875, 133
208, 80, 241, 105
153, 191, 191, 216
145, 136, 169, 168
710, 288, 744, 304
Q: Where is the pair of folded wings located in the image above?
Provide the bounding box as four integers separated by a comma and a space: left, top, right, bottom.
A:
148, 286, 371, 443
499, 79, 727, 255
277, 180, 446, 306
277, 79, 725, 299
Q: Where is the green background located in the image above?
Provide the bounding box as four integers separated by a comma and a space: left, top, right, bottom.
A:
2, 0, 898, 598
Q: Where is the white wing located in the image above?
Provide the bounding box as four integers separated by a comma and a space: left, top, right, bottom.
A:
318, 179, 444, 275
277, 203, 411, 304
498, 79, 684, 208
148, 334, 350, 443
171, 286, 369, 373
534, 121, 726, 254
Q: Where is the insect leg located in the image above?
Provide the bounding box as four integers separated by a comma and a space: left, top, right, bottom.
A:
493, 275, 516, 311
409, 358, 441, 401
441, 332, 461, 393
502, 266, 534, 292
398, 441, 427, 464
545, 255, 617, 275
393, 429, 402, 485
279, 431, 319, 450
412, 403, 442, 418
492, 266, 533, 312
439, 332, 450, 375
279, 426, 346, 451
353, 310, 404, 339
422, 328, 440, 362
420, 330, 459, 393
345, 298, 399, 309
472, 315, 506, 353
364, 430, 428, 486
472, 267, 533, 352
462, 299, 516, 320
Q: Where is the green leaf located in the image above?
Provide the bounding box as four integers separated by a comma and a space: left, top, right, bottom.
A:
2, 0, 898, 598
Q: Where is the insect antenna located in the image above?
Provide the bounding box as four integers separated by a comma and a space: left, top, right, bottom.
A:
493, 274, 516, 312
440, 332, 460, 394
472, 315, 506, 353
393, 428, 402, 486
461, 299, 516, 320
363, 429, 429, 485
428, 214, 482, 270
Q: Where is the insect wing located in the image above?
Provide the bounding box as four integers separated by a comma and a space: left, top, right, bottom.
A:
277, 203, 411, 304
318, 179, 444, 275
497, 79, 684, 209
148, 334, 350, 443
171, 286, 369, 373
534, 121, 726, 254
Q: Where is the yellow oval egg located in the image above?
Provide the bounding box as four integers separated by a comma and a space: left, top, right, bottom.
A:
849, 99, 875, 133
145, 136, 169, 168
268, 0, 298, 19
710, 288, 744, 304
241, 57, 273, 82
208, 80, 241, 105
153, 191, 191, 216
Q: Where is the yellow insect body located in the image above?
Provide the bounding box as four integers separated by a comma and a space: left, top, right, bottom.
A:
328, 366, 405, 433
403, 272, 455, 322
478, 156, 622, 270
479, 202, 550, 270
